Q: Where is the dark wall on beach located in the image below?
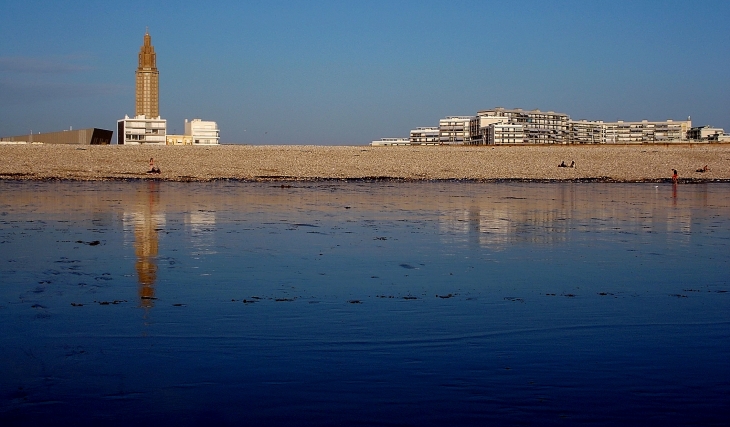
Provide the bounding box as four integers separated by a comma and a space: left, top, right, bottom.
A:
0, 128, 113, 145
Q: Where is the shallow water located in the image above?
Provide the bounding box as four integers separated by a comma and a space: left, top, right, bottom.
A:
1, 180, 728, 426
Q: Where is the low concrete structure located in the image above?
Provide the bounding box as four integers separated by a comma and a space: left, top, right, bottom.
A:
166, 134, 193, 145
0, 128, 113, 145
371, 138, 410, 146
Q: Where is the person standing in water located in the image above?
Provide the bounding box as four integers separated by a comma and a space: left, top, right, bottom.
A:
672, 169, 678, 184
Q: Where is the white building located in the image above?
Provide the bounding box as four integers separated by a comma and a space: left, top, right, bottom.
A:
117, 115, 167, 145
470, 115, 509, 145
477, 108, 570, 144
487, 124, 526, 145
409, 127, 440, 145
185, 119, 220, 145
371, 137, 410, 146
688, 125, 725, 141
375, 106, 698, 147
602, 119, 691, 143
439, 116, 474, 145
568, 120, 606, 144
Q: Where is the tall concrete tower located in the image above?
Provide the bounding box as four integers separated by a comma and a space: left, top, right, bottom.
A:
135, 30, 159, 118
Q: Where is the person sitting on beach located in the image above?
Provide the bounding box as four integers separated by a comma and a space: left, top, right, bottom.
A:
696, 165, 708, 173
570, 160, 575, 168
558, 161, 567, 167
147, 158, 161, 174
672, 169, 678, 184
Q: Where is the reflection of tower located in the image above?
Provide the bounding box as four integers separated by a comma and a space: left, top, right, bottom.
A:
133, 181, 161, 309
136, 30, 159, 118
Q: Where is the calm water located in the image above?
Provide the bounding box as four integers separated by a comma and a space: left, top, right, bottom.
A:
1, 180, 728, 426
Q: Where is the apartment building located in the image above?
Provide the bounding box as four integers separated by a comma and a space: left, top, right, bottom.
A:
117, 115, 167, 145
602, 119, 691, 143
476, 108, 570, 144
487, 124, 526, 145
378, 106, 709, 146
439, 116, 474, 144
568, 120, 606, 144
467, 115, 507, 145
409, 127, 440, 145
185, 119, 220, 145
687, 125, 725, 141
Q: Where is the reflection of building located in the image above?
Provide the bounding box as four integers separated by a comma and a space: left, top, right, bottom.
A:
187, 210, 217, 255
439, 206, 570, 249
1, 128, 113, 145
434, 183, 705, 249
124, 182, 165, 308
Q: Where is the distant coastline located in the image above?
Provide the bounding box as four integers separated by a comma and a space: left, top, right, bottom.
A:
0, 144, 728, 183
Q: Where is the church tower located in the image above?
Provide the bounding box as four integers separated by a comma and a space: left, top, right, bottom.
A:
135, 30, 159, 118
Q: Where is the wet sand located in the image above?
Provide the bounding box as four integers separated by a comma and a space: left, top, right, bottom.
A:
0, 144, 728, 182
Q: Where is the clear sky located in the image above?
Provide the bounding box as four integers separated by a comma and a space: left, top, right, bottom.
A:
1, 0, 728, 145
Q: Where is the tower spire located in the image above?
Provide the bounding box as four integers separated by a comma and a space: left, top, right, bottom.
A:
136, 29, 159, 118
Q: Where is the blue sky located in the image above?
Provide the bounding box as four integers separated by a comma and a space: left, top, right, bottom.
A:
1, 0, 728, 145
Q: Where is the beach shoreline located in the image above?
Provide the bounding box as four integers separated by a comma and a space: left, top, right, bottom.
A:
1, 144, 728, 183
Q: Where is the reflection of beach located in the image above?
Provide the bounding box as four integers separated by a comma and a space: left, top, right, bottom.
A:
123, 182, 165, 308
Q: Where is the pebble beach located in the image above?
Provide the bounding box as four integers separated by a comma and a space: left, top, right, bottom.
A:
0, 144, 728, 182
